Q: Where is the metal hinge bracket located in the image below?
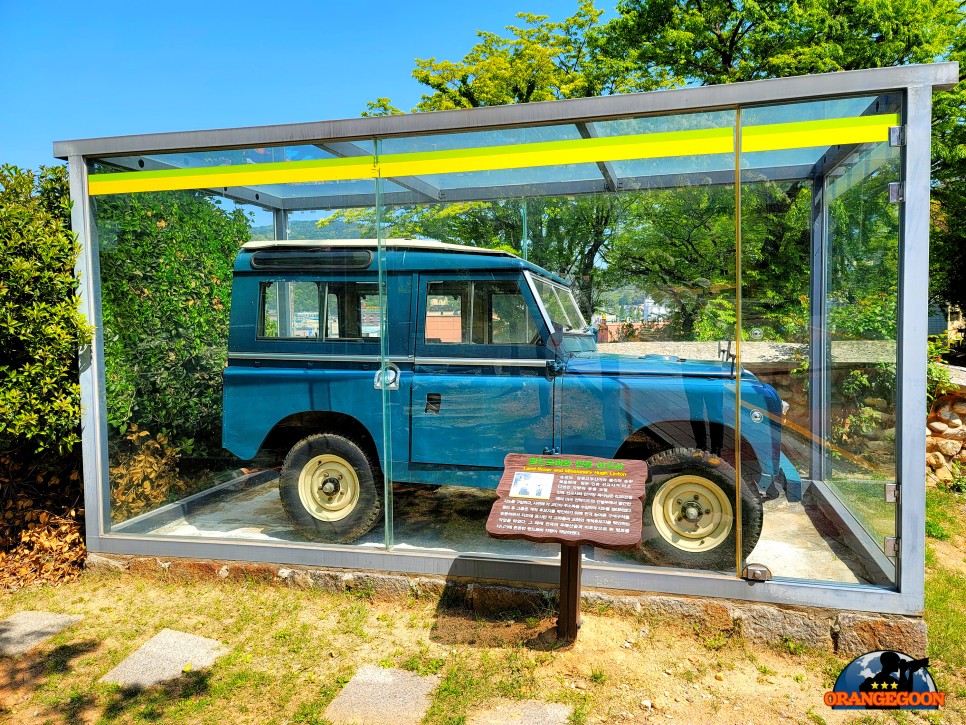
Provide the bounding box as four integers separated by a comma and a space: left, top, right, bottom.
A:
889, 126, 905, 147
885, 483, 899, 503
741, 563, 772, 582
884, 537, 900, 557
888, 182, 904, 203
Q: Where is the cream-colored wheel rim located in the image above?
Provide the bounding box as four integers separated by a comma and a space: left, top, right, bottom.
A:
297, 454, 360, 522
652, 474, 733, 552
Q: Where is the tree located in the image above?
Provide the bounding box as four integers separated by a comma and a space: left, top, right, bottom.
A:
603, 0, 959, 85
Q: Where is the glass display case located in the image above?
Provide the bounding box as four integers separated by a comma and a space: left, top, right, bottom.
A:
58, 63, 957, 614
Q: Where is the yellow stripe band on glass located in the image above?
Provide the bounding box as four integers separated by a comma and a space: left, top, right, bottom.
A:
88, 127, 733, 196
742, 113, 898, 153
87, 113, 899, 196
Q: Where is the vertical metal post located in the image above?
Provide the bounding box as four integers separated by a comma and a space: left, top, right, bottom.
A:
273, 208, 288, 241
272, 209, 293, 336
733, 109, 743, 576
557, 544, 581, 642
809, 176, 829, 484
520, 200, 529, 261
375, 140, 394, 549
897, 85, 930, 608
70, 155, 110, 546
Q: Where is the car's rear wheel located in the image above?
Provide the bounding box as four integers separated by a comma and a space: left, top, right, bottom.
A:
279, 434, 381, 543
641, 448, 762, 570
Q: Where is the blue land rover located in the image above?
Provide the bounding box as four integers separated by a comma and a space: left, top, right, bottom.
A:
223, 239, 787, 569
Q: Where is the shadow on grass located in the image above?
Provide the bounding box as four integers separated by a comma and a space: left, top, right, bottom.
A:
428, 602, 570, 652
1, 640, 100, 724
99, 670, 213, 722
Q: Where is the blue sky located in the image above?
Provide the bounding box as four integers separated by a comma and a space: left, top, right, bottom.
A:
0, 1, 600, 171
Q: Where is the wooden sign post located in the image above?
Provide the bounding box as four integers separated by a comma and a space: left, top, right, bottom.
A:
486, 453, 647, 642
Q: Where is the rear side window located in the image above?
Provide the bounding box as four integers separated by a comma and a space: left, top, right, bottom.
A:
258, 281, 380, 341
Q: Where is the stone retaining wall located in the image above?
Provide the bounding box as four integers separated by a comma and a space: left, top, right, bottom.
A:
85, 553, 926, 659
926, 393, 966, 485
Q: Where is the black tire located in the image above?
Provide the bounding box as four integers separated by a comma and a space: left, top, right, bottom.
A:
640, 448, 763, 571
279, 434, 381, 543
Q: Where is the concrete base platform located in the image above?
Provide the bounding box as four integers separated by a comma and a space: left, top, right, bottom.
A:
324, 664, 438, 725
139, 474, 874, 584
0, 611, 83, 656
100, 628, 227, 689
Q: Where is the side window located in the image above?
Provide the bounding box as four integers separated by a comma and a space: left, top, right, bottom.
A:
321, 282, 381, 342
424, 280, 538, 345
259, 281, 320, 338
259, 281, 379, 342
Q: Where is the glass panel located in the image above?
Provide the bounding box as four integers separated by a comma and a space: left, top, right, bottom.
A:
739, 94, 900, 587
93, 166, 389, 549
376, 109, 742, 575
825, 113, 901, 585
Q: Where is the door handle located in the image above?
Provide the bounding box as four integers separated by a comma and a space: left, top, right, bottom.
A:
373, 363, 400, 391
425, 393, 441, 414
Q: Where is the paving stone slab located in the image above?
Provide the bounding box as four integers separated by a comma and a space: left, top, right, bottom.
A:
466, 698, 572, 725
324, 664, 438, 725
0, 611, 83, 656
100, 628, 227, 688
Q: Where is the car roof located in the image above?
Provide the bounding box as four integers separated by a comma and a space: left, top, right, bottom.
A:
242, 238, 513, 256
235, 238, 571, 286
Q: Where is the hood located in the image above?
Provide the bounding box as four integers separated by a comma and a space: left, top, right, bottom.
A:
563, 352, 757, 379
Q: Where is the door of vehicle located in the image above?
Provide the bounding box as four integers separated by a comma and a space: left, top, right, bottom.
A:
409, 273, 557, 479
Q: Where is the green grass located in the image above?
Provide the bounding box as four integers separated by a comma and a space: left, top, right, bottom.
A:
925, 568, 966, 672
926, 487, 966, 541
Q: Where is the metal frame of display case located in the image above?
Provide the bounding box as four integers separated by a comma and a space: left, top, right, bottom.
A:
57, 62, 958, 615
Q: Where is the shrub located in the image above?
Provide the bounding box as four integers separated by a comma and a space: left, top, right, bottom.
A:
95, 191, 250, 452
0, 165, 90, 455
0, 165, 89, 586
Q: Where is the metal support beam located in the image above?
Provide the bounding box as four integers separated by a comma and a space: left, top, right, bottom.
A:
576, 122, 621, 192
317, 141, 443, 201
897, 84, 931, 611
70, 155, 110, 545
809, 177, 829, 484
273, 209, 288, 240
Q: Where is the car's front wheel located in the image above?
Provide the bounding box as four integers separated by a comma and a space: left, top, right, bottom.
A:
640, 448, 762, 570
279, 434, 381, 543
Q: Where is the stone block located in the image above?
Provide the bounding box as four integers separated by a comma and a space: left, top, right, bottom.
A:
351, 573, 412, 600
731, 604, 833, 650
100, 628, 228, 688
835, 613, 927, 659
0, 611, 83, 656
928, 437, 963, 458
324, 665, 437, 725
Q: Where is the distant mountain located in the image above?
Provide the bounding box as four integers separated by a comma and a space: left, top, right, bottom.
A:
250, 217, 366, 241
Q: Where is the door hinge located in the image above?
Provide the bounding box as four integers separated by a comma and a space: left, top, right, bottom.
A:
885, 483, 899, 503
889, 125, 905, 147
884, 536, 900, 557
741, 563, 772, 582
888, 182, 904, 203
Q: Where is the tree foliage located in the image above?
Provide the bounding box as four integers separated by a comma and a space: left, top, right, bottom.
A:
373, 0, 965, 319
0, 165, 88, 586
96, 192, 250, 451
0, 165, 90, 456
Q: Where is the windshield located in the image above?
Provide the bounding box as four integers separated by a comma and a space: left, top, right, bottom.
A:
531, 277, 587, 332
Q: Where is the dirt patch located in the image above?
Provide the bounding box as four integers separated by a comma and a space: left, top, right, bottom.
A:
929, 536, 966, 576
